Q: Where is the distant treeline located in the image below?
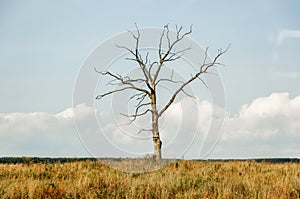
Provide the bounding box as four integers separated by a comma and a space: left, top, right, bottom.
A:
0, 157, 299, 164
201, 158, 300, 164
0, 157, 97, 164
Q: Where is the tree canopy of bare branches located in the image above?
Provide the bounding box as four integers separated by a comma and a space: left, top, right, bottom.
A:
95, 24, 229, 160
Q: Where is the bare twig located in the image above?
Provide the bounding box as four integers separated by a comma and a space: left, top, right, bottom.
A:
121, 109, 152, 124
137, 128, 152, 135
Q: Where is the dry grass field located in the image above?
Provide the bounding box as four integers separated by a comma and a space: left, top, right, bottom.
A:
0, 159, 299, 198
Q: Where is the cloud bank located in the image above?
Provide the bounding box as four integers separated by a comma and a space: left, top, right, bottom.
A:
0, 93, 299, 158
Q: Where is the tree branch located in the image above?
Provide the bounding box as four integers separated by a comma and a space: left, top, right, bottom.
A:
94, 67, 151, 98
116, 24, 154, 93
154, 25, 193, 84
96, 87, 133, 99
120, 109, 152, 124
158, 44, 229, 117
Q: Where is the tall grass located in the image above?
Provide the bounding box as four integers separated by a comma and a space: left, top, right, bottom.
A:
0, 160, 299, 198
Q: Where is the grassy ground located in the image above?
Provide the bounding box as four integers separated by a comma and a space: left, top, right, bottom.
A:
0, 160, 299, 198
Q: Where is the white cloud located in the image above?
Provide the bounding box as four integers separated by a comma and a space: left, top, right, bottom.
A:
223, 92, 300, 140
213, 92, 300, 158
0, 112, 56, 136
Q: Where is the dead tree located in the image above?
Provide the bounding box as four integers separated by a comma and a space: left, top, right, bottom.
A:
95, 24, 228, 160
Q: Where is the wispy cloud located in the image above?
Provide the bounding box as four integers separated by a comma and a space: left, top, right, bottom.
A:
276, 29, 300, 46
270, 71, 299, 79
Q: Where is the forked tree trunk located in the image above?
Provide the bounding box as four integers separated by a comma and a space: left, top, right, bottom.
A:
151, 93, 162, 160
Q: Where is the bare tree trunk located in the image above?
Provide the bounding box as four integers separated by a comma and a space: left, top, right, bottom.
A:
151, 93, 162, 160
153, 120, 162, 160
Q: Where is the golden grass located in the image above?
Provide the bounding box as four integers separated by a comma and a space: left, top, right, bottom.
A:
0, 160, 299, 198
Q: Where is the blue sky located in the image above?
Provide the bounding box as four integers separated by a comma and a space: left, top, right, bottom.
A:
0, 1, 300, 159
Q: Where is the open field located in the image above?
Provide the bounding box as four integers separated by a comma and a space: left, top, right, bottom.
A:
0, 159, 299, 198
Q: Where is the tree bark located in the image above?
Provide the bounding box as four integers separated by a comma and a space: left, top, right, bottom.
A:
151, 93, 162, 160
